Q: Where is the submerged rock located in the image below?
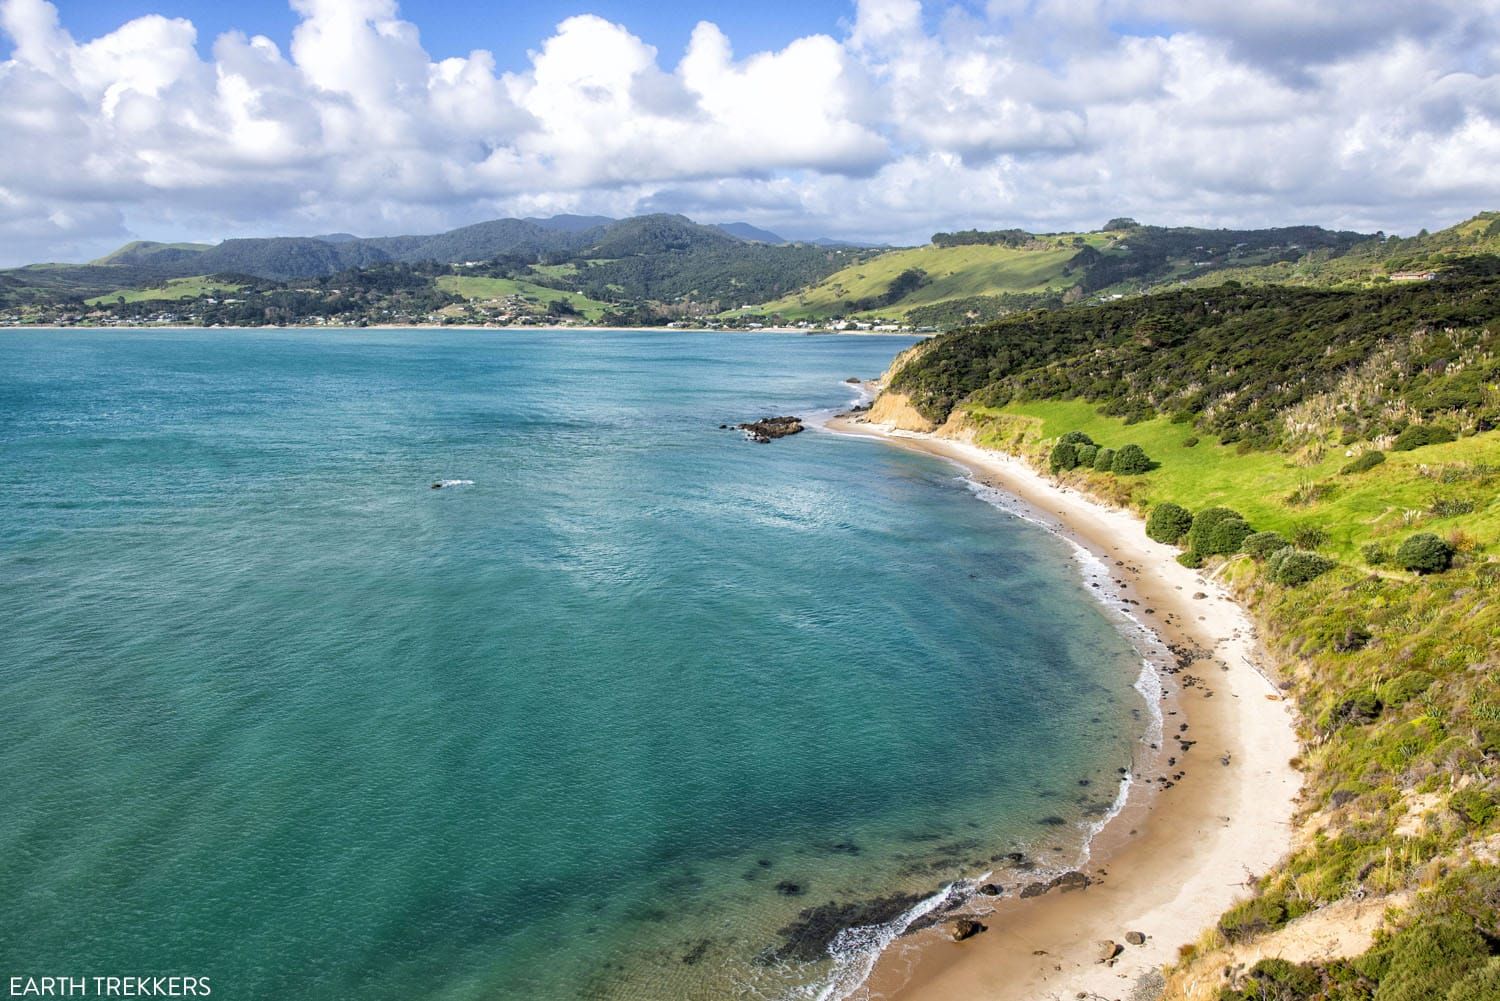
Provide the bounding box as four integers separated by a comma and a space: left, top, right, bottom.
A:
775, 880, 806, 896
769, 892, 926, 963
737, 416, 804, 442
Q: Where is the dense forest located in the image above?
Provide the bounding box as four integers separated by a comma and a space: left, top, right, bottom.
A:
889, 263, 1500, 446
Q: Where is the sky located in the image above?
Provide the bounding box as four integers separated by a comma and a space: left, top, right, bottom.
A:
1, 0, 1498, 265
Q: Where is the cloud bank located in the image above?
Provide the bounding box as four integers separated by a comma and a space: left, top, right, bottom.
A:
1, 0, 1497, 263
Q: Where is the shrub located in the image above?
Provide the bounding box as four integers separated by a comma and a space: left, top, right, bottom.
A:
1059, 430, 1095, 446
1188, 507, 1253, 555
1112, 443, 1154, 474
1319, 689, 1383, 730
1092, 447, 1116, 472
1362, 543, 1390, 566
1146, 502, 1194, 544
1378, 671, 1435, 708
1268, 549, 1337, 585
1361, 918, 1493, 1001
1447, 959, 1500, 1001
1334, 626, 1372, 652
1074, 442, 1099, 467
1182, 435, 1200, 448
1392, 424, 1457, 452
1449, 789, 1498, 827
1176, 551, 1203, 568
1219, 893, 1289, 942
1342, 450, 1387, 474
1289, 523, 1329, 550
1243, 531, 1290, 560
1048, 441, 1079, 473
1396, 533, 1455, 574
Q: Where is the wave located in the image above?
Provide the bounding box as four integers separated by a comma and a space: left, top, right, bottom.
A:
431, 479, 474, 489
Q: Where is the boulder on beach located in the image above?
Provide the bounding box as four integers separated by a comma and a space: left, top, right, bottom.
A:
977, 883, 1003, 896
950, 917, 986, 941
1096, 939, 1122, 963
1125, 930, 1146, 945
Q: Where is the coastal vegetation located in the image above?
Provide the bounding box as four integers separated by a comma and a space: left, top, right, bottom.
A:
869, 235, 1500, 999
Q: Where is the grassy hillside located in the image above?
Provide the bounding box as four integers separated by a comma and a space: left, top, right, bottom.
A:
434, 275, 610, 321
742, 221, 1373, 325
750, 238, 1101, 321
84, 276, 244, 306
965, 399, 1500, 563
874, 266, 1500, 1001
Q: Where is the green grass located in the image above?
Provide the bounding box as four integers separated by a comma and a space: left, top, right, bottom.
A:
85, 276, 243, 305
752, 237, 1107, 320
965, 399, 1500, 560
434, 275, 610, 320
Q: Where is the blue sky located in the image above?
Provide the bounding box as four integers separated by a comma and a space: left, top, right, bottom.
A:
1, 0, 1497, 264
12, 0, 871, 67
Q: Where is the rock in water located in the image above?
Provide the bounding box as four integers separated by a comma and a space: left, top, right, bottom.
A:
977, 883, 1004, 896
950, 917, 986, 941
737, 416, 804, 441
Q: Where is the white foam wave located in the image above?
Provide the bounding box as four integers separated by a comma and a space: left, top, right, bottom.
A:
432, 479, 474, 488
809, 874, 991, 1001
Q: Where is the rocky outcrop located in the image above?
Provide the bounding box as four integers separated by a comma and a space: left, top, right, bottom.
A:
738, 416, 804, 442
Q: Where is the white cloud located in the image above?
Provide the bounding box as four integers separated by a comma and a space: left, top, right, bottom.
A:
0, 0, 1497, 264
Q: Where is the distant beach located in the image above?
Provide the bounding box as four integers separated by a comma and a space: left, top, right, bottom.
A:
825, 413, 1302, 1001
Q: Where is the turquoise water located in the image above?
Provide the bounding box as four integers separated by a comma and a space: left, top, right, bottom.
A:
0, 329, 1146, 1000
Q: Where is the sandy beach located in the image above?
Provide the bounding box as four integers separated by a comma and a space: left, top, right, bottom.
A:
826, 415, 1303, 1001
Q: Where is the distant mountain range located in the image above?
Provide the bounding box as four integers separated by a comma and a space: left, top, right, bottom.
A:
5, 211, 1495, 330
76, 214, 858, 282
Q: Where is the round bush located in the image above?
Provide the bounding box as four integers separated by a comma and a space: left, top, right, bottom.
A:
1048, 441, 1079, 473
1188, 507, 1253, 555
1176, 550, 1204, 568
1341, 450, 1386, 474
1092, 447, 1116, 472
1362, 542, 1389, 566
1392, 424, 1457, 452
1074, 443, 1099, 467
1111, 443, 1153, 474
1377, 671, 1434, 708
1059, 430, 1095, 446
1242, 531, 1290, 560
1396, 533, 1454, 574
1267, 548, 1336, 585
1146, 502, 1193, 545
1181, 436, 1199, 448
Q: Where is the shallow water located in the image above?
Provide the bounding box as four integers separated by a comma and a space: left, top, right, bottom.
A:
0, 328, 1146, 1000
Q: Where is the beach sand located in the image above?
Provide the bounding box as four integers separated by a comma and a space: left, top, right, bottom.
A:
826, 415, 1303, 1001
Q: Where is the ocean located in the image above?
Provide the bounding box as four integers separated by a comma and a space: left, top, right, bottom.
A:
0, 328, 1149, 1000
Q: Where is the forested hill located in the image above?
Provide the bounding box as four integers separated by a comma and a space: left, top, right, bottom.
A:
83, 214, 799, 281
887, 259, 1500, 448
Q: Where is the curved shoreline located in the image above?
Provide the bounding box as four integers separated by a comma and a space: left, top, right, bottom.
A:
824, 415, 1302, 1001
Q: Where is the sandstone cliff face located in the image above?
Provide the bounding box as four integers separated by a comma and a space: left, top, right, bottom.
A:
866, 340, 941, 432
865, 390, 936, 432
